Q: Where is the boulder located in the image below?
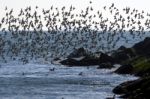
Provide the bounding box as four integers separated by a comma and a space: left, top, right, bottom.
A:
60, 52, 115, 66
118, 46, 126, 51
113, 77, 150, 99
135, 68, 150, 77
59, 47, 115, 66
111, 47, 136, 64
97, 63, 114, 69
112, 51, 129, 63
113, 38, 150, 99
60, 58, 82, 66
53, 57, 60, 61
115, 64, 134, 74
99, 53, 115, 64
133, 37, 150, 57
67, 47, 88, 58
60, 56, 100, 66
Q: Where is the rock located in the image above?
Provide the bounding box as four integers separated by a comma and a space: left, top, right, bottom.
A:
99, 53, 115, 64
133, 37, 150, 57
53, 57, 60, 61
112, 51, 129, 63
60, 53, 115, 66
111, 47, 136, 64
60, 56, 100, 66
78, 72, 83, 76
97, 63, 114, 69
67, 47, 88, 58
129, 56, 150, 77
113, 79, 142, 94
111, 37, 150, 64
113, 77, 150, 99
135, 68, 150, 77
115, 64, 134, 74
113, 38, 150, 99
78, 56, 100, 66
60, 47, 99, 66
113, 84, 127, 94
60, 58, 81, 66
60, 48, 115, 66
118, 46, 126, 51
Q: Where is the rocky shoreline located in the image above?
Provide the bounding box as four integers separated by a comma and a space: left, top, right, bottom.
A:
112, 37, 150, 99
52, 37, 150, 99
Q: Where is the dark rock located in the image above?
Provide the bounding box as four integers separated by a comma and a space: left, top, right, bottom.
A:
118, 46, 126, 51
97, 63, 114, 69
60, 53, 115, 66
113, 79, 142, 94
53, 57, 60, 61
113, 85, 126, 94
112, 51, 129, 63
133, 37, 150, 57
115, 64, 134, 74
60, 48, 115, 66
78, 56, 100, 66
113, 77, 150, 99
135, 68, 150, 77
60, 56, 100, 66
124, 48, 137, 58
99, 53, 115, 64
60, 58, 82, 66
67, 47, 88, 58
111, 47, 136, 64
113, 38, 150, 99
78, 72, 83, 76
111, 37, 150, 64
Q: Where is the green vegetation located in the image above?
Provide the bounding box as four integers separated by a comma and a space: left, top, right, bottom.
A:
130, 56, 150, 73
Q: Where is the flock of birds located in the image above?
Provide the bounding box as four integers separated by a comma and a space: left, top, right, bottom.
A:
0, 2, 150, 64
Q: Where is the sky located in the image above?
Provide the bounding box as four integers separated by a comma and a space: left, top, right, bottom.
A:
0, 0, 150, 14
0, 0, 150, 30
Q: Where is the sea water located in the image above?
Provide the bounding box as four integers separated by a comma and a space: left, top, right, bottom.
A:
0, 62, 137, 99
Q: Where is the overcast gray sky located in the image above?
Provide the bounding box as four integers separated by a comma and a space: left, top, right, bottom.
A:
0, 0, 150, 13
1, 0, 150, 30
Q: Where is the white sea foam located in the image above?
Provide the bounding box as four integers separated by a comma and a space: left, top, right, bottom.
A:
0, 62, 137, 99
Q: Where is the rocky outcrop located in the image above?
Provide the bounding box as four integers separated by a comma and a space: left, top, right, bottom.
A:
133, 58, 150, 77
113, 77, 150, 99
133, 37, 150, 57
111, 37, 150, 64
113, 56, 150, 99
135, 68, 150, 77
111, 47, 136, 64
97, 63, 114, 69
60, 56, 100, 66
113, 37, 150, 99
59, 48, 115, 68
67, 47, 89, 58
114, 64, 134, 74
99, 53, 115, 64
